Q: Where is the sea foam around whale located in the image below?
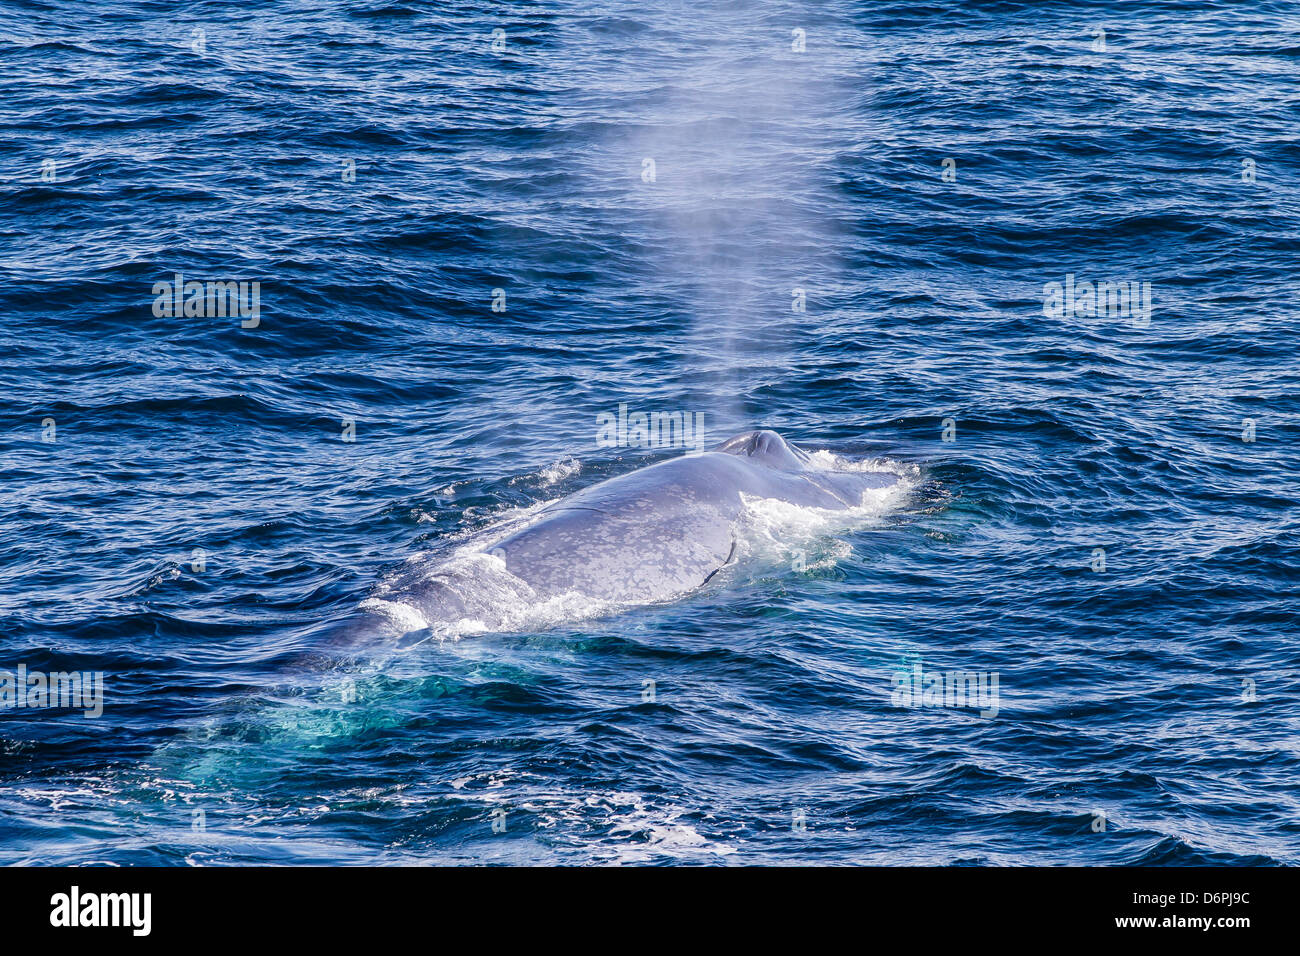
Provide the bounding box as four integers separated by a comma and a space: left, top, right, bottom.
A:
358, 451, 919, 642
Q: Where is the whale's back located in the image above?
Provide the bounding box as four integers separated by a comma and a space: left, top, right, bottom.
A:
492, 454, 746, 602
351, 434, 906, 641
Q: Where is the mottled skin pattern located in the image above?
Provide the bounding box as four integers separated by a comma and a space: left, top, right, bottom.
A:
491, 430, 896, 603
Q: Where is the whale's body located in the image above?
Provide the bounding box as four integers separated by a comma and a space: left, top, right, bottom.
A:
348, 430, 898, 642
491, 430, 893, 603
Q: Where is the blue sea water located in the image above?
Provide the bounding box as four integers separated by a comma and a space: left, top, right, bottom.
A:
2, 0, 1298, 866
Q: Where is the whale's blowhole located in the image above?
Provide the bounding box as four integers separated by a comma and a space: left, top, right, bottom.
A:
716, 429, 809, 471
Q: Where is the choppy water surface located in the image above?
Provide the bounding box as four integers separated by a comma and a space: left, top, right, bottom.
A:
1, 0, 1298, 864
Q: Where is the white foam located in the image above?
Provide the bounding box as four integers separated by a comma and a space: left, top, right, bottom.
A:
599, 794, 737, 863
361, 544, 625, 643
727, 453, 914, 572
508, 456, 582, 489
356, 597, 428, 635
806, 448, 922, 482
538, 456, 581, 486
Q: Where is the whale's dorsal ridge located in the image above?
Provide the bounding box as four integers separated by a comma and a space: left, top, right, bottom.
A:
715, 429, 808, 470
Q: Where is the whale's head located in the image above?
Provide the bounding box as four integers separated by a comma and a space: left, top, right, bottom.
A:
716, 429, 810, 471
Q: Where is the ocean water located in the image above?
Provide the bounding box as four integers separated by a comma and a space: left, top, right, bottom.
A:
2, 0, 1298, 866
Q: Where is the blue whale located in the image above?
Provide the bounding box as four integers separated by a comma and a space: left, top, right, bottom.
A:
348, 430, 898, 641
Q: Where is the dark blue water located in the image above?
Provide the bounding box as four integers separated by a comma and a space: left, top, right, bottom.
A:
2, 0, 1298, 865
